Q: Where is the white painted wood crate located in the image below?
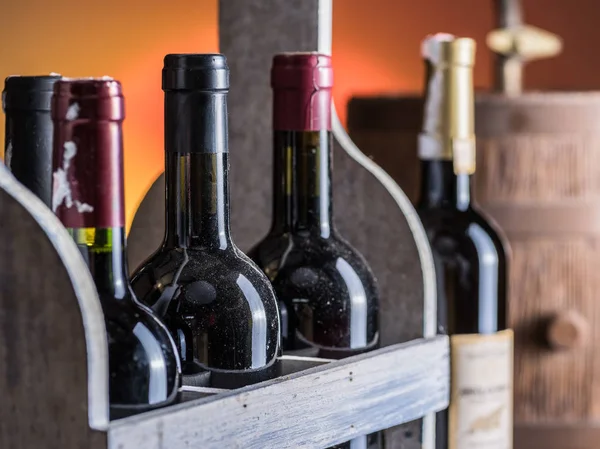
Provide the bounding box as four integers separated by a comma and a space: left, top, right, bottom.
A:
0, 167, 446, 449
108, 337, 449, 448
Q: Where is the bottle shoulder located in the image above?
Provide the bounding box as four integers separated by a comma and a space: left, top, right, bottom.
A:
250, 231, 379, 296
130, 246, 279, 314
419, 205, 503, 236
135, 244, 267, 278
130, 245, 281, 373
419, 207, 507, 263
101, 295, 181, 354
101, 297, 181, 409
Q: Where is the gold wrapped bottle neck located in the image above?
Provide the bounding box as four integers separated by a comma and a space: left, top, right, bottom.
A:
418, 34, 477, 175
421, 34, 476, 68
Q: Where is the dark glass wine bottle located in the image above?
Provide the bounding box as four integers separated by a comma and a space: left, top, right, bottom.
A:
51, 78, 181, 419
3, 74, 61, 207
130, 54, 280, 388
414, 34, 513, 449
248, 53, 381, 449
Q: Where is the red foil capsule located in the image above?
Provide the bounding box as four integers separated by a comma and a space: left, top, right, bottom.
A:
271, 52, 333, 131
51, 78, 125, 228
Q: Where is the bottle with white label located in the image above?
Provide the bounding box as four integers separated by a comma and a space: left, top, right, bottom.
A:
415, 34, 513, 449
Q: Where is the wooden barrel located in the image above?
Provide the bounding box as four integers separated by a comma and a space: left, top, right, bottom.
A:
348, 92, 600, 448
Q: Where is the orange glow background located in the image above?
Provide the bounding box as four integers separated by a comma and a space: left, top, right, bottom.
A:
1, 0, 599, 228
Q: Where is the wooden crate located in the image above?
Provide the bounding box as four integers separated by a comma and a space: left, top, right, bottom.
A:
128, 2, 441, 446
0, 1, 448, 447
0, 158, 448, 448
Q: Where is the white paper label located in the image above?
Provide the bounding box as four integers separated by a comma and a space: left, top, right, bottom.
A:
449, 329, 514, 449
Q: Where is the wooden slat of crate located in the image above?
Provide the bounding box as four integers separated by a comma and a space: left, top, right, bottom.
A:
108, 336, 449, 449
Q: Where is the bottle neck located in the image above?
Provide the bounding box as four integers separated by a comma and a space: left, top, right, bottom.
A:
52, 112, 130, 300
71, 227, 130, 300
271, 130, 333, 238
164, 152, 232, 249
418, 42, 476, 207
163, 90, 231, 249
418, 159, 471, 211
4, 109, 54, 208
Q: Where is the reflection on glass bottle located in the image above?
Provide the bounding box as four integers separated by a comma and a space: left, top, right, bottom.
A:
51, 78, 181, 419
414, 34, 512, 449
249, 53, 381, 449
130, 54, 280, 388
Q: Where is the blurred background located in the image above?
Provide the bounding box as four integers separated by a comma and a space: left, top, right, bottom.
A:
1, 0, 597, 228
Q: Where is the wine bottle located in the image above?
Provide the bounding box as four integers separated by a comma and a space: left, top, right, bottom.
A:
51, 78, 181, 419
130, 54, 280, 388
248, 53, 381, 449
3, 74, 61, 207
415, 34, 513, 449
